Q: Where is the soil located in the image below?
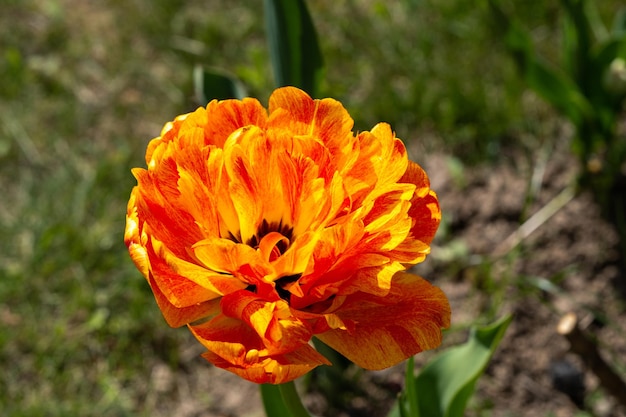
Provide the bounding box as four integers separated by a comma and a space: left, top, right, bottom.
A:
148, 141, 626, 417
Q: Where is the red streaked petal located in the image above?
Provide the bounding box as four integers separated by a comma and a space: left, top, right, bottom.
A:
268, 87, 355, 168
152, 238, 247, 298
365, 123, 409, 186
132, 168, 203, 260
148, 271, 221, 327
316, 272, 450, 370
190, 314, 329, 384
146, 239, 222, 308
202, 97, 268, 148
401, 161, 441, 245
200, 346, 328, 385
192, 238, 272, 281
220, 291, 313, 353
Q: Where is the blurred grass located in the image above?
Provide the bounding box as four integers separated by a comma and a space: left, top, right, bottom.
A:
0, 0, 622, 415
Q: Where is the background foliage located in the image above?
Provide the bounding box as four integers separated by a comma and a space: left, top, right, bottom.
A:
0, 0, 623, 416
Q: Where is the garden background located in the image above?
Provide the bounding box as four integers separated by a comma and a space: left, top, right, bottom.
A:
1, 1, 625, 416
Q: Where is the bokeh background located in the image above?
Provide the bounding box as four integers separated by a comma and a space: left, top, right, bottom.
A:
2, 1, 625, 416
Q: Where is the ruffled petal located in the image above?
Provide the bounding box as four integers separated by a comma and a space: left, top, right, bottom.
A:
401, 160, 441, 245
190, 315, 330, 384
316, 272, 450, 370
148, 270, 222, 327
220, 290, 313, 353
152, 238, 248, 299
132, 168, 203, 260
268, 87, 355, 171
202, 97, 268, 148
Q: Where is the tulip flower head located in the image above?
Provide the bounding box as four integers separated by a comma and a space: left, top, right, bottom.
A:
125, 87, 450, 384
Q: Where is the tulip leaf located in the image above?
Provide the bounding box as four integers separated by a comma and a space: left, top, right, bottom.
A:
264, 0, 324, 96
389, 315, 512, 417
524, 58, 592, 125
488, 0, 592, 125
193, 65, 247, 104
594, 38, 626, 72
613, 8, 626, 36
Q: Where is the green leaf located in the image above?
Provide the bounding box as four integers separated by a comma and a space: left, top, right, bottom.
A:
524, 58, 592, 125
488, 0, 591, 125
193, 65, 247, 104
264, 0, 324, 96
594, 38, 626, 71
613, 7, 626, 36
390, 315, 512, 417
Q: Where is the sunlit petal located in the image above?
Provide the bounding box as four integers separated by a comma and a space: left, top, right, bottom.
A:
317, 272, 451, 369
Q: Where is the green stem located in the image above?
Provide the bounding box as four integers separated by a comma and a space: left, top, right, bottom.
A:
260, 381, 312, 417
278, 381, 311, 417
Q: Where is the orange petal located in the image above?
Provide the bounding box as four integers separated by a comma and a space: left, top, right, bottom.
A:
268, 87, 355, 167
125, 189, 150, 277
316, 272, 450, 370
152, 238, 248, 299
190, 315, 330, 384
202, 97, 268, 148
401, 161, 441, 245
366, 123, 409, 186
146, 239, 223, 308
147, 270, 221, 327
336, 260, 406, 297
222, 131, 263, 243
175, 160, 221, 238
201, 347, 328, 385
192, 238, 272, 283
220, 291, 314, 354
133, 168, 203, 259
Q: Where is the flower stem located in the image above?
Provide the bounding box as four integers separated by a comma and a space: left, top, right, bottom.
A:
278, 381, 311, 417
260, 381, 312, 417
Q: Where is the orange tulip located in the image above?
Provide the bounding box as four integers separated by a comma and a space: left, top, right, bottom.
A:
125, 87, 450, 384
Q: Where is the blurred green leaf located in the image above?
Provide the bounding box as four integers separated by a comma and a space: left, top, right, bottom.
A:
193, 65, 247, 104
524, 58, 592, 124
613, 8, 626, 36
263, 0, 324, 96
489, 0, 592, 125
595, 38, 626, 72
390, 315, 512, 417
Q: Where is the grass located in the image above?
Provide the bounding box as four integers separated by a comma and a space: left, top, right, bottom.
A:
1, 0, 624, 416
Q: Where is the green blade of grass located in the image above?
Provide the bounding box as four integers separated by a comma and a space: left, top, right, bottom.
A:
263, 0, 324, 96
489, 0, 592, 125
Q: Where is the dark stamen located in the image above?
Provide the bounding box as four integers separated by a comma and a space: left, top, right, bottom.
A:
246, 219, 294, 254
226, 230, 242, 243
274, 274, 301, 302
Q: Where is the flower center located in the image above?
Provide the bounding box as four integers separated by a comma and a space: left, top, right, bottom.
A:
235, 219, 301, 302
246, 219, 294, 254
274, 274, 302, 302
245, 274, 302, 302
